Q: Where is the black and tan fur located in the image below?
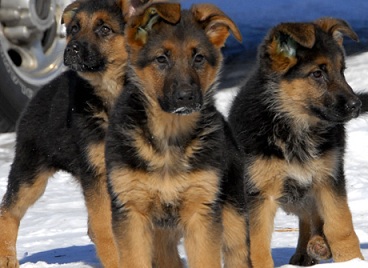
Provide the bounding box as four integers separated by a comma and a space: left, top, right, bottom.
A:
105, 3, 250, 268
0, 0, 147, 267
229, 18, 364, 267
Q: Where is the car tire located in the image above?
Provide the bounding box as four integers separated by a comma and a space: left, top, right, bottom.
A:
0, 49, 36, 132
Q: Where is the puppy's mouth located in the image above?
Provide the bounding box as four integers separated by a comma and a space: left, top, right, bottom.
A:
159, 98, 203, 115
64, 57, 105, 72
172, 104, 202, 115
311, 106, 361, 123
159, 99, 202, 115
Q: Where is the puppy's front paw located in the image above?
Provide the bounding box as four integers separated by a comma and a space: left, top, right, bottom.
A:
289, 252, 318, 266
0, 256, 19, 268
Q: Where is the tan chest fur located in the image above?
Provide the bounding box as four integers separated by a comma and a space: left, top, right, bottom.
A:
248, 149, 340, 199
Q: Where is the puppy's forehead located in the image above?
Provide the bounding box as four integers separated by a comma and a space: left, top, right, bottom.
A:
317, 54, 344, 69
296, 30, 345, 69
92, 11, 123, 29
151, 12, 212, 51
315, 41, 345, 68
71, 9, 124, 31
159, 37, 207, 54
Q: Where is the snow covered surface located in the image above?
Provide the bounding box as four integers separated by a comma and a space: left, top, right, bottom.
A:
0, 52, 368, 267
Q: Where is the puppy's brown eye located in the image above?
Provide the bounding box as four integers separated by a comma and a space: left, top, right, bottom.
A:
100, 25, 111, 36
71, 25, 79, 34
312, 70, 323, 79
156, 55, 168, 64
193, 54, 205, 64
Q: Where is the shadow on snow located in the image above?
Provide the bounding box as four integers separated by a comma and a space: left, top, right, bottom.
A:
20, 244, 101, 267
19, 243, 368, 267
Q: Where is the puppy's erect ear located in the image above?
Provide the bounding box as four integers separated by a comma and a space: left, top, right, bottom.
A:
126, 2, 181, 47
314, 17, 359, 46
266, 23, 315, 73
61, 1, 81, 25
191, 4, 242, 48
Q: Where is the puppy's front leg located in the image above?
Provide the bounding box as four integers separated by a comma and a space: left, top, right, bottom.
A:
314, 182, 363, 262
113, 207, 153, 268
180, 171, 222, 268
182, 205, 222, 268
249, 196, 278, 268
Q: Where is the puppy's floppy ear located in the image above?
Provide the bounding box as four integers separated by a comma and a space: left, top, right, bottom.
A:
314, 17, 359, 46
191, 4, 242, 48
61, 1, 81, 25
266, 23, 315, 73
126, 2, 181, 48
117, 0, 152, 19
275, 23, 316, 51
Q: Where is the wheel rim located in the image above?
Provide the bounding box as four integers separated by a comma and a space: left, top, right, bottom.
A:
0, 0, 72, 98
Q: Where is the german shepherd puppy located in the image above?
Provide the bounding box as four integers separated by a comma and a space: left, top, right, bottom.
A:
0, 0, 148, 267
105, 3, 250, 268
228, 18, 364, 267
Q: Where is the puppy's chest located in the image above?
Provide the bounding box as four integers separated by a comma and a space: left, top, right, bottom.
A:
251, 150, 339, 201
134, 129, 202, 174
138, 170, 219, 229
125, 120, 221, 224
151, 198, 181, 228
269, 163, 316, 204
274, 131, 321, 163
280, 154, 339, 203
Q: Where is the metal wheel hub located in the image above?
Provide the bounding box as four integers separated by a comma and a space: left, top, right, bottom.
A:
0, 0, 55, 43
0, 0, 72, 96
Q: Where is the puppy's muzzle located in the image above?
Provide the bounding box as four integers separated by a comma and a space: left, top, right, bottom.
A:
64, 40, 105, 72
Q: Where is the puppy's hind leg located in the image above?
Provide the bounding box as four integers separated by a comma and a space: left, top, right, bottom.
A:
0, 153, 55, 268
153, 228, 183, 268
290, 212, 320, 266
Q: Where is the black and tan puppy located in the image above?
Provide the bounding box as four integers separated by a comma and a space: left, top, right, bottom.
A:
105, 3, 250, 268
0, 0, 147, 267
229, 18, 364, 267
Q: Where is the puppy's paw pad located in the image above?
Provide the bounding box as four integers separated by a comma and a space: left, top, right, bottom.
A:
307, 235, 332, 260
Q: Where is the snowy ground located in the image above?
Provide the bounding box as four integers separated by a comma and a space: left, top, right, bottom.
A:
1, 52, 368, 267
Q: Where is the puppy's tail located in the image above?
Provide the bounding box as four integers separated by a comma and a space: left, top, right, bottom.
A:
357, 92, 368, 114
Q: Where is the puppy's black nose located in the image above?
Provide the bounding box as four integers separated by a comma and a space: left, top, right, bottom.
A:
175, 88, 194, 103
67, 43, 79, 53
346, 98, 362, 113
171, 85, 202, 114
71, 43, 80, 53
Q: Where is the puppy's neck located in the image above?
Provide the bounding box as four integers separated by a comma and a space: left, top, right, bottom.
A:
79, 64, 125, 111
146, 101, 200, 149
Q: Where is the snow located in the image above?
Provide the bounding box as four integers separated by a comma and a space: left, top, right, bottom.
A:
0, 55, 368, 268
